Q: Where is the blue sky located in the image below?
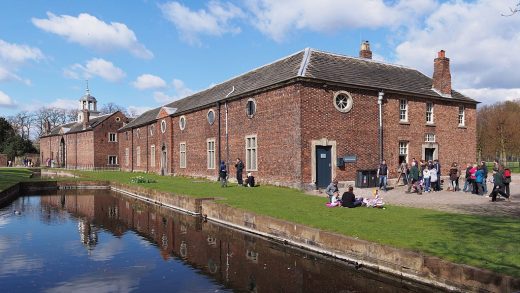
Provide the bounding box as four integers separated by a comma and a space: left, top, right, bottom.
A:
1, 0, 519, 117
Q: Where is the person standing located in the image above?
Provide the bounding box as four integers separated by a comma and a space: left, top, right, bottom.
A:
325, 179, 339, 203
235, 158, 244, 186
433, 159, 441, 191
503, 167, 512, 197
407, 161, 421, 194
481, 161, 489, 193
399, 161, 408, 185
423, 166, 431, 192
449, 163, 458, 192
219, 161, 227, 187
377, 160, 388, 192
430, 165, 438, 192
475, 166, 484, 195
463, 163, 472, 192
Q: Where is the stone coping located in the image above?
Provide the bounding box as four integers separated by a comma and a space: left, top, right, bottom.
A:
1, 180, 518, 292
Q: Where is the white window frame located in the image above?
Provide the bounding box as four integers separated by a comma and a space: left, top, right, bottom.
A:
108, 132, 117, 142
108, 155, 118, 165
399, 99, 408, 122
136, 146, 141, 167
245, 135, 258, 171
179, 116, 186, 130
207, 139, 215, 169
207, 109, 215, 125
426, 102, 434, 124
179, 142, 186, 168
458, 106, 465, 126
425, 133, 436, 143
246, 98, 257, 118
151, 145, 156, 167
150, 124, 154, 136
161, 119, 166, 133
125, 148, 129, 166
399, 141, 409, 164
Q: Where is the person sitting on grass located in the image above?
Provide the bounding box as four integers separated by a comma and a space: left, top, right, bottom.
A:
326, 191, 342, 207
341, 186, 364, 208
245, 172, 255, 187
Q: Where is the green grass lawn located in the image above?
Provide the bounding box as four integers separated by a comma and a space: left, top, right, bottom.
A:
0, 168, 35, 191
5, 168, 520, 278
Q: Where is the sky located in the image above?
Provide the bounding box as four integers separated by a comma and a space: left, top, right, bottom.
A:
1, 0, 520, 117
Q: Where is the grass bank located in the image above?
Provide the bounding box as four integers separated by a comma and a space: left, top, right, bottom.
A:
9, 168, 520, 277
0, 168, 35, 191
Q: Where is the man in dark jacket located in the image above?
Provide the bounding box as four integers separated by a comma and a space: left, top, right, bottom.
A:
341, 186, 363, 208
235, 158, 244, 186
407, 161, 421, 194
490, 170, 509, 202
377, 160, 388, 192
480, 161, 488, 193
433, 159, 441, 191
219, 161, 227, 187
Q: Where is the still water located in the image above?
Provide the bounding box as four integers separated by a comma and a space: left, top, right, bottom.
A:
0, 190, 439, 292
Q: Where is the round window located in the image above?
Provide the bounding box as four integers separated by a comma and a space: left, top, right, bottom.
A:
246, 99, 256, 118
333, 91, 353, 113
207, 109, 215, 125
115, 117, 121, 122
179, 116, 186, 130
160, 120, 166, 133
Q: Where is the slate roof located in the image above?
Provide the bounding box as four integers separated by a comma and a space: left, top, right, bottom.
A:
120, 48, 477, 131
41, 113, 115, 138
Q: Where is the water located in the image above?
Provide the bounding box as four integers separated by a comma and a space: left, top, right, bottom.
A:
0, 190, 439, 292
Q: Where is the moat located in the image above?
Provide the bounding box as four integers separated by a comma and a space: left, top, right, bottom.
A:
0, 189, 441, 292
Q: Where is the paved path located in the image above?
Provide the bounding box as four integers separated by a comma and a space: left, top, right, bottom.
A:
311, 174, 520, 218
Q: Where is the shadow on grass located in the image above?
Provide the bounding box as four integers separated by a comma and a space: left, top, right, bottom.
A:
420, 212, 520, 277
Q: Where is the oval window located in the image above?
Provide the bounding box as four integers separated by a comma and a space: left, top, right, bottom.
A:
179, 116, 186, 130
115, 117, 121, 122
333, 91, 353, 113
150, 124, 155, 136
160, 120, 166, 133
207, 109, 215, 125
246, 99, 256, 118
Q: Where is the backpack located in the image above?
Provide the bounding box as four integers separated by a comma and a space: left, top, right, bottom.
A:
504, 169, 512, 183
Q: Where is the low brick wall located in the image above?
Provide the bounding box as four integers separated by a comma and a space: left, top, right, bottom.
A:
200, 200, 520, 292
0, 183, 21, 206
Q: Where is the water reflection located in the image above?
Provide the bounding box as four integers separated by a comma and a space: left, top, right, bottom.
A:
1, 190, 442, 292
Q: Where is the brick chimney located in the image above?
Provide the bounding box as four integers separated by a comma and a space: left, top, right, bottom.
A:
44, 119, 51, 135
359, 40, 372, 59
432, 50, 452, 95
82, 109, 90, 130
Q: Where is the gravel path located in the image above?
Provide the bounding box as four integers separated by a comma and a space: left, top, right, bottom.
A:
311, 174, 520, 218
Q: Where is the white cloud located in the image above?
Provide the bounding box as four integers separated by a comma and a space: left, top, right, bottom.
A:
0, 90, 16, 107
132, 74, 166, 90
0, 39, 44, 84
127, 105, 153, 117
153, 78, 195, 103
48, 98, 78, 109
64, 58, 126, 82
395, 0, 520, 91
460, 88, 520, 105
32, 12, 153, 59
245, 0, 437, 42
160, 1, 244, 45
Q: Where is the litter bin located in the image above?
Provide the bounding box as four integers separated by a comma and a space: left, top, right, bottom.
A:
356, 169, 378, 188
355, 170, 369, 188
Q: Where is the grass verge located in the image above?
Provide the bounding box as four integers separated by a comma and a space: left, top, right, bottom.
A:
0, 168, 35, 191
14, 169, 520, 277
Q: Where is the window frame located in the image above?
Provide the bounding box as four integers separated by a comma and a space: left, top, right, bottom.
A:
425, 133, 436, 143
179, 116, 186, 130
458, 106, 465, 126
399, 99, 408, 122
245, 135, 258, 171
333, 91, 354, 113
150, 145, 156, 168
179, 142, 186, 168
108, 132, 117, 142
398, 141, 409, 164
108, 155, 118, 165
207, 139, 215, 169
246, 98, 257, 118
426, 102, 434, 124
207, 109, 215, 125
160, 119, 166, 133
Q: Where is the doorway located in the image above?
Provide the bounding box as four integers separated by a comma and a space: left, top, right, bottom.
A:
316, 146, 332, 188
59, 137, 66, 168
160, 144, 167, 176
424, 148, 435, 161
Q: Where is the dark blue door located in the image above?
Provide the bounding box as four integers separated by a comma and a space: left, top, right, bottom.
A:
316, 146, 332, 188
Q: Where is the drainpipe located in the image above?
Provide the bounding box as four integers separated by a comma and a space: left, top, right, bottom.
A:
217, 101, 221, 171
378, 91, 385, 163
146, 126, 149, 173
224, 86, 235, 172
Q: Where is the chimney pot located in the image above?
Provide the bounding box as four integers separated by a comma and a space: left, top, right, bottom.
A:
359, 40, 372, 59
438, 50, 445, 58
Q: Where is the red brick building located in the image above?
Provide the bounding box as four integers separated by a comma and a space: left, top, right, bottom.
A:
119, 43, 477, 189
40, 88, 128, 169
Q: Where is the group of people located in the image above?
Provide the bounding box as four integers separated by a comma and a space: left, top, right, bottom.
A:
398, 158, 512, 201
325, 179, 385, 208
219, 158, 255, 188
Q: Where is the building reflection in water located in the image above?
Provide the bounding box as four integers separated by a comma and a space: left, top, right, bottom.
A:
39, 190, 439, 293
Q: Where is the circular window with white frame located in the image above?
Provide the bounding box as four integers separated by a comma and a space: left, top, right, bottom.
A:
207, 109, 215, 125
160, 119, 166, 133
179, 116, 186, 130
246, 98, 256, 118
115, 117, 121, 122
333, 91, 354, 113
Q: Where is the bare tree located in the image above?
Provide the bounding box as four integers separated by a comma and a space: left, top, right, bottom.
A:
99, 102, 126, 115
502, 1, 520, 16
7, 111, 32, 139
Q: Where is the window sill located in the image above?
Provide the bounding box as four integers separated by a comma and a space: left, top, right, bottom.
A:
458, 125, 467, 129
425, 123, 436, 127
399, 121, 410, 125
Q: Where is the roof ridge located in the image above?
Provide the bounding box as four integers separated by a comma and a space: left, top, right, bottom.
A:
298, 48, 312, 76
310, 48, 417, 71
